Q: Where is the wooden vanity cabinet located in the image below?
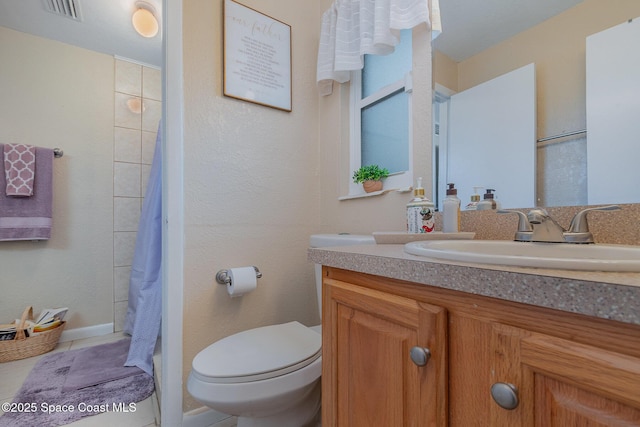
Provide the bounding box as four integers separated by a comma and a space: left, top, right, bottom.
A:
490, 325, 640, 426
321, 267, 640, 426
322, 275, 448, 426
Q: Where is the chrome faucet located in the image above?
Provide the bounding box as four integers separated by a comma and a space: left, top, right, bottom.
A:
498, 205, 620, 244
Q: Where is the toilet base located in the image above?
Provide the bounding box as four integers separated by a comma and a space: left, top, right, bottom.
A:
236, 380, 321, 427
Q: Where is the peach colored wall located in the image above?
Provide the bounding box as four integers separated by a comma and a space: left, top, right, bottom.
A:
182, 0, 434, 412
433, 49, 457, 92
182, 0, 323, 411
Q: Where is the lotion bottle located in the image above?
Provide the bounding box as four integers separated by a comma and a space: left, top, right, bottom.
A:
407, 177, 435, 233
443, 183, 461, 233
477, 188, 497, 210
465, 186, 482, 210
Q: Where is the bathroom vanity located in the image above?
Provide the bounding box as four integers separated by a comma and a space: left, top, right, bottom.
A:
309, 244, 640, 426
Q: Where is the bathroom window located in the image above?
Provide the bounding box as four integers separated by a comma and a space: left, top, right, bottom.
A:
349, 29, 413, 195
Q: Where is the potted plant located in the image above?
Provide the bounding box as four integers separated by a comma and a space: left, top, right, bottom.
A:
352, 165, 390, 193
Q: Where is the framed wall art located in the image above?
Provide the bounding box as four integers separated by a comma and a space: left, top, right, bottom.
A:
223, 0, 292, 112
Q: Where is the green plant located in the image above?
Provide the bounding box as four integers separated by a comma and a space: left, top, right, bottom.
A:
352, 165, 390, 183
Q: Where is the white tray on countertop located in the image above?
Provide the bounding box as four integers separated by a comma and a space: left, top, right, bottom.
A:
373, 231, 476, 244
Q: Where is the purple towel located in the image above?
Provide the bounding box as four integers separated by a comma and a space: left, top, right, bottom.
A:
0, 144, 54, 241
4, 143, 36, 196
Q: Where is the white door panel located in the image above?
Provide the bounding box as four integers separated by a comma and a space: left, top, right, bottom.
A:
587, 17, 640, 205
447, 63, 536, 209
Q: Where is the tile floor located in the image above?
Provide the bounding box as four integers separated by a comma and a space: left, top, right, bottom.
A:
0, 332, 158, 427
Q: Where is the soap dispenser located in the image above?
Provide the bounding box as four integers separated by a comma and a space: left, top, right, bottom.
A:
443, 183, 461, 233
465, 186, 482, 210
477, 188, 497, 210
407, 177, 435, 233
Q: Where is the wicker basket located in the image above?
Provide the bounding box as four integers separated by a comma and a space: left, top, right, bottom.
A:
0, 306, 65, 363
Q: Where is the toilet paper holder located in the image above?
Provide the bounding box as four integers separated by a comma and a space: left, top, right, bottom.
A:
216, 266, 262, 285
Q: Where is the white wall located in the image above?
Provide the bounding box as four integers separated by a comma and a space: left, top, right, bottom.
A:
0, 27, 114, 329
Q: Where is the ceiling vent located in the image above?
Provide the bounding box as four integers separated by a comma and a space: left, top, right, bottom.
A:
42, 0, 82, 21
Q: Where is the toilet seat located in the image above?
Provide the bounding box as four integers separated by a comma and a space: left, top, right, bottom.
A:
191, 321, 321, 384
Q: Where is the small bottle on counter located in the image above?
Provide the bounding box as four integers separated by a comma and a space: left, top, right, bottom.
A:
465, 186, 482, 210
443, 183, 461, 232
407, 177, 435, 233
477, 188, 497, 210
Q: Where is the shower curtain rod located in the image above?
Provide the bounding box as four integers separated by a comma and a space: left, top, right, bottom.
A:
53, 148, 63, 158
537, 129, 586, 143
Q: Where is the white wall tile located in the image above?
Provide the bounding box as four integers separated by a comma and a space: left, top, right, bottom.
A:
115, 93, 143, 129
143, 66, 161, 101
114, 162, 142, 197
141, 164, 152, 197
142, 98, 162, 132
115, 60, 142, 96
113, 59, 162, 335
114, 231, 137, 267
142, 130, 157, 165
114, 301, 128, 332
115, 196, 142, 231
114, 266, 132, 302
115, 127, 142, 163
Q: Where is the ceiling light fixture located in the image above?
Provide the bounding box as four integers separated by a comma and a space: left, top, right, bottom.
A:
132, 1, 159, 38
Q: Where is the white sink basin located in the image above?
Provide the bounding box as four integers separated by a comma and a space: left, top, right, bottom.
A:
404, 240, 640, 272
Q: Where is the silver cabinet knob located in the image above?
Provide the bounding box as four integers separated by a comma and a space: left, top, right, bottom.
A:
491, 382, 519, 410
409, 346, 431, 366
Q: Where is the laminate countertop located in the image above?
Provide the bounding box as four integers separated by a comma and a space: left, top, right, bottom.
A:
308, 244, 640, 326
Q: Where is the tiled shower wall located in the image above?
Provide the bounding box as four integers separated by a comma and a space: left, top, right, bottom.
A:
113, 59, 162, 331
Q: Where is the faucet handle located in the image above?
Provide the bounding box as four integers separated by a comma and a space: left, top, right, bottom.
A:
498, 209, 533, 241
568, 205, 621, 233
563, 205, 620, 243
498, 209, 532, 231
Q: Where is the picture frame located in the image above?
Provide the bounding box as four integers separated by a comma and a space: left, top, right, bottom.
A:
223, 0, 292, 112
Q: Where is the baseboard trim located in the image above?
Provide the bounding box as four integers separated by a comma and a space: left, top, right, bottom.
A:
182, 406, 233, 427
59, 323, 114, 343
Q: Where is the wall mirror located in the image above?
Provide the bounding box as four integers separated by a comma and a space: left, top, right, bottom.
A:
432, 0, 640, 209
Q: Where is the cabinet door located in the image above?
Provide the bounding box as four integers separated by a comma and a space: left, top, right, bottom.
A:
489, 324, 534, 426
522, 334, 640, 426
323, 278, 447, 427
490, 325, 640, 426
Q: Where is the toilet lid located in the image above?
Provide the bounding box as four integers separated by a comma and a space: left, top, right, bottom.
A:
192, 321, 321, 383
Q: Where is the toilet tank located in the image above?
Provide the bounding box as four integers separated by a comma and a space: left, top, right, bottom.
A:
310, 234, 375, 318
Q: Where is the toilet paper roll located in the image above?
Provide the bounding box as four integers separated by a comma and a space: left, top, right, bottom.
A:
227, 266, 258, 297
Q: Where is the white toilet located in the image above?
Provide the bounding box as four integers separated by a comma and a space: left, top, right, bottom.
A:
187, 234, 375, 427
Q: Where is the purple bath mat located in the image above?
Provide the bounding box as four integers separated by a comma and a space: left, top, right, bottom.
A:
0, 341, 154, 427
62, 338, 144, 391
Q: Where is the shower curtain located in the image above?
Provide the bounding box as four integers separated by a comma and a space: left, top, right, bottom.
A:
123, 123, 162, 376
